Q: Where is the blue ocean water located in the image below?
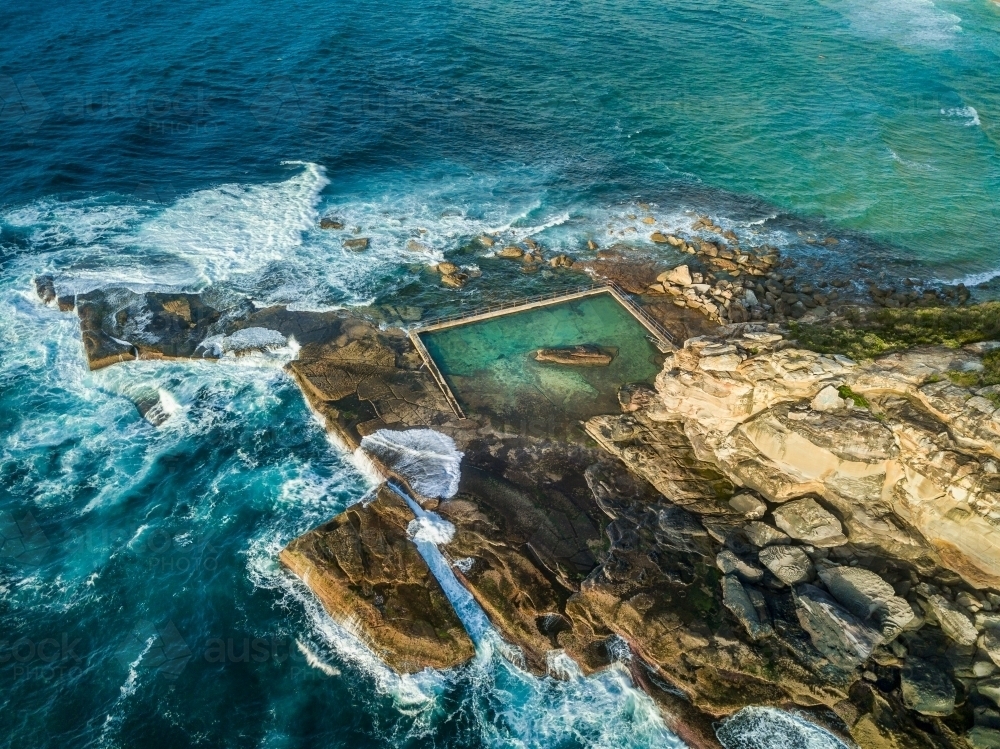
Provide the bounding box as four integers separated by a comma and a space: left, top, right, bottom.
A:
1, 0, 997, 746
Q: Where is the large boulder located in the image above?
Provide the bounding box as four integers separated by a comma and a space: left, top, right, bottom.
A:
759, 545, 813, 586
717, 550, 765, 583
772, 498, 847, 547
901, 658, 956, 716
793, 584, 882, 670
926, 594, 979, 646
743, 521, 790, 547
657, 265, 692, 287
722, 574, 772, 640
817, 565, 914, 640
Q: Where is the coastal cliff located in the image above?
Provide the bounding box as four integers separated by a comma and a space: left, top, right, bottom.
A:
40, 275, 1000, 749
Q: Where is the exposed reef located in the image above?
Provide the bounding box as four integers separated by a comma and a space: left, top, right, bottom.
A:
39, 273, 1000, 749
280, 486, 475, 672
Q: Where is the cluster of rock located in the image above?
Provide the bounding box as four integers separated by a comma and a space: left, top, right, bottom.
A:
430, 261, 481, 289
868, 281, 972, 309
586, 327, 1000, 747
491, 236, 576, 273
319, 215, 370, 251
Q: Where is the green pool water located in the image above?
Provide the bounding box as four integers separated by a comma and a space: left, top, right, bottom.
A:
419, 292, 664, 434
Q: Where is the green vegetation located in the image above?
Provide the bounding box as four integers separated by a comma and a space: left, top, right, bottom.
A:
790, 303, 1000, 358
791, 303, 1000, 389
837, 385, 869, 409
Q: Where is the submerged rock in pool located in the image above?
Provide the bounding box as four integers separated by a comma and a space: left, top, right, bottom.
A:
534, 345, 615, 366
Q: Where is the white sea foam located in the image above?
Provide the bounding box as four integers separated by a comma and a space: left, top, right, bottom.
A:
717, 706, 850, 749
360, 429, 463, 499
933, 265, 1000, 287
941, 105, 981, 127
197, 327, 293, 359
137, 161, 329, 285
407, 514, 456, 545
295, 640, 342, 677
821, 0, 961, 47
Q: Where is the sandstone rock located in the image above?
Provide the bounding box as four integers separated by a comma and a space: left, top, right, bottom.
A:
722, 574, 772, 640
773, 498, 847, 547
968, 727, 1000, 749
477, 235, 495, 247
717, 550, 765, 583
497, 246, 524, 259
967, 342, 1000, 355
794, 584, 882, 670
435, 262, 459, 275
343, 237, 369, 251
319, 217, 344, 229
279, 487, 475, 673
407, 239, 431, 253
657, 265, 692, 287
585, 415, 735, 514
535, 346, 614, 367
982, 629, 1000, 667
759, 545, 813, 585
980, 677, 1000, 708
698, 351, 745, 372
440, 273, 467, 289
654, 505, 714, 555
817, 565, 914, 639
729, 493, 767, 519
976, 660, 999, 677
587, 239, 598, 251
650, 232, 670, 244
811, 385, 846, 413
744, 521, 790, 547
901, 658, 955, 716
927, 594, 979, 646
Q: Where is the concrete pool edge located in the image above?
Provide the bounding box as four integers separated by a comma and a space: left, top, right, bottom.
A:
408, 284, 676, 419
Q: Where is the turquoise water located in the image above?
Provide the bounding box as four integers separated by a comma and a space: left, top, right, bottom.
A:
420, 293, 663, 428
2, 0, 999, 746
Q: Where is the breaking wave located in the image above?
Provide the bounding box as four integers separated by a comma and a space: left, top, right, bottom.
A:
360, 429, 463, 499
941, 106, 981, 127
717, 707, 850, 749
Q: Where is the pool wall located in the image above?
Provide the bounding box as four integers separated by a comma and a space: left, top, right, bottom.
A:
409, 285, 674, 419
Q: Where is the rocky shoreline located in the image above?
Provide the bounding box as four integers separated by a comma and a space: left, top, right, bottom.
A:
35, 249, 1000, 748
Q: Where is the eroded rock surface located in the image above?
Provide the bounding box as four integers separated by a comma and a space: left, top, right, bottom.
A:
47, 280, 1000, 748
279, 487, 475, 672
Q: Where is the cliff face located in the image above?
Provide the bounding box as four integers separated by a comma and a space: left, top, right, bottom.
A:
595, 332, 1000, 588
584, 329, 1000, 748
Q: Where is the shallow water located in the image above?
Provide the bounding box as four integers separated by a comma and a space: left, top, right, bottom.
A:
420, 292, 664, 429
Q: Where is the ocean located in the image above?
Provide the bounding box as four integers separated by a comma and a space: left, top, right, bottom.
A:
1, 0, 997, 746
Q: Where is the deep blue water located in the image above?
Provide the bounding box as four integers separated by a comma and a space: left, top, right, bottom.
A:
1, 0, 998, 747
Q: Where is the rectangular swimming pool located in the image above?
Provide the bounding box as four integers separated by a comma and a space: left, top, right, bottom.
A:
416, 290, 665, 434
